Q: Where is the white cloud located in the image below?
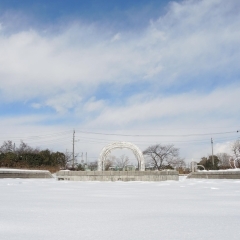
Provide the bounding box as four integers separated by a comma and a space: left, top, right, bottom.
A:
83, 84, 240, 128
111, 33, 121, 42
31, 103, 42, 109
0, 0, 239, 107
0, 0, 240, 161
83, 98, 106, 112
45, 93, 82, 113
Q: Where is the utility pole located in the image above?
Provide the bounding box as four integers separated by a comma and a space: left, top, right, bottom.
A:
86, 152, 87, 165
72, 129, 75, 169
211, 138, 214, 169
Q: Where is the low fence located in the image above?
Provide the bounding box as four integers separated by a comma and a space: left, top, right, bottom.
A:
0, 169, 53, 179
56, 170, 179, 181
187, 170, 240, 179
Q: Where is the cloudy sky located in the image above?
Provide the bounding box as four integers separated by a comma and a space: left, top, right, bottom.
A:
0, 0, 239, 164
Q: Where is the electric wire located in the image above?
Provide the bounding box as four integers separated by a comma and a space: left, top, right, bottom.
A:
1, 129, 239, 157
74, 134, 238, 144
1, 128, 239, 142
76, 129, 239, 137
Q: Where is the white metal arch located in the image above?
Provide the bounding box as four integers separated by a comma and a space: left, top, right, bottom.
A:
190, 161, 205, 172
98, 142, 145, 171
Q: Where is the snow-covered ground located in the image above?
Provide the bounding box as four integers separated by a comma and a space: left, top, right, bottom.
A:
0, 177, 240, 240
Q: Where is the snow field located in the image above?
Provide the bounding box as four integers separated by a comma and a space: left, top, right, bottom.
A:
0, 177, 240, 240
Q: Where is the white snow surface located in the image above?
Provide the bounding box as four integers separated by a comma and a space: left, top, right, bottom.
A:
0, 168, 50, 173
197, 169, 240, 172
0, 177, 240, 240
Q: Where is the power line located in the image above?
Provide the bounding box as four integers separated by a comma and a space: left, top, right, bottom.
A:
76, 129, 239, 137
74, 134, 238, 144
2, 134, 237, 146
1, 132, 238, 147
1, 128, 238, 141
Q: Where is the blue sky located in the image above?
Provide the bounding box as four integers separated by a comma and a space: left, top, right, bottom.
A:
0, 0, 172, 32
0, 0, 240, 163
0, 1, 170, 21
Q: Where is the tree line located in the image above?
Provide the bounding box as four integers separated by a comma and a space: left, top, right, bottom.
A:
0, 141, 187, 172
0, 140, 68, 171
1, 139, 238, 172
197, 140, 240, 170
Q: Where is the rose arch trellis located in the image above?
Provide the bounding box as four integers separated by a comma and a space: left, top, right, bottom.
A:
98, 142, 145, 171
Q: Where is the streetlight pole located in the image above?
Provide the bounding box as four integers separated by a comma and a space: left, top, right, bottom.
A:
72, 129, 75, 169
211, 138, 214, 169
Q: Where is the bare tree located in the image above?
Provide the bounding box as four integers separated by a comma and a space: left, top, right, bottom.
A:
16, 140, 38, 154
0, 140, 41, 155
64, 150, 74, 169
169, 158, 186, 169
231, 140, 240, 167
105, 155, 116, 170
115, 155, 130, 169
143, 144, 182, 170
0, 140, 15, 153
88, 161, 98, 171
232, 140, 240, 156
217, 153, 231, 168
